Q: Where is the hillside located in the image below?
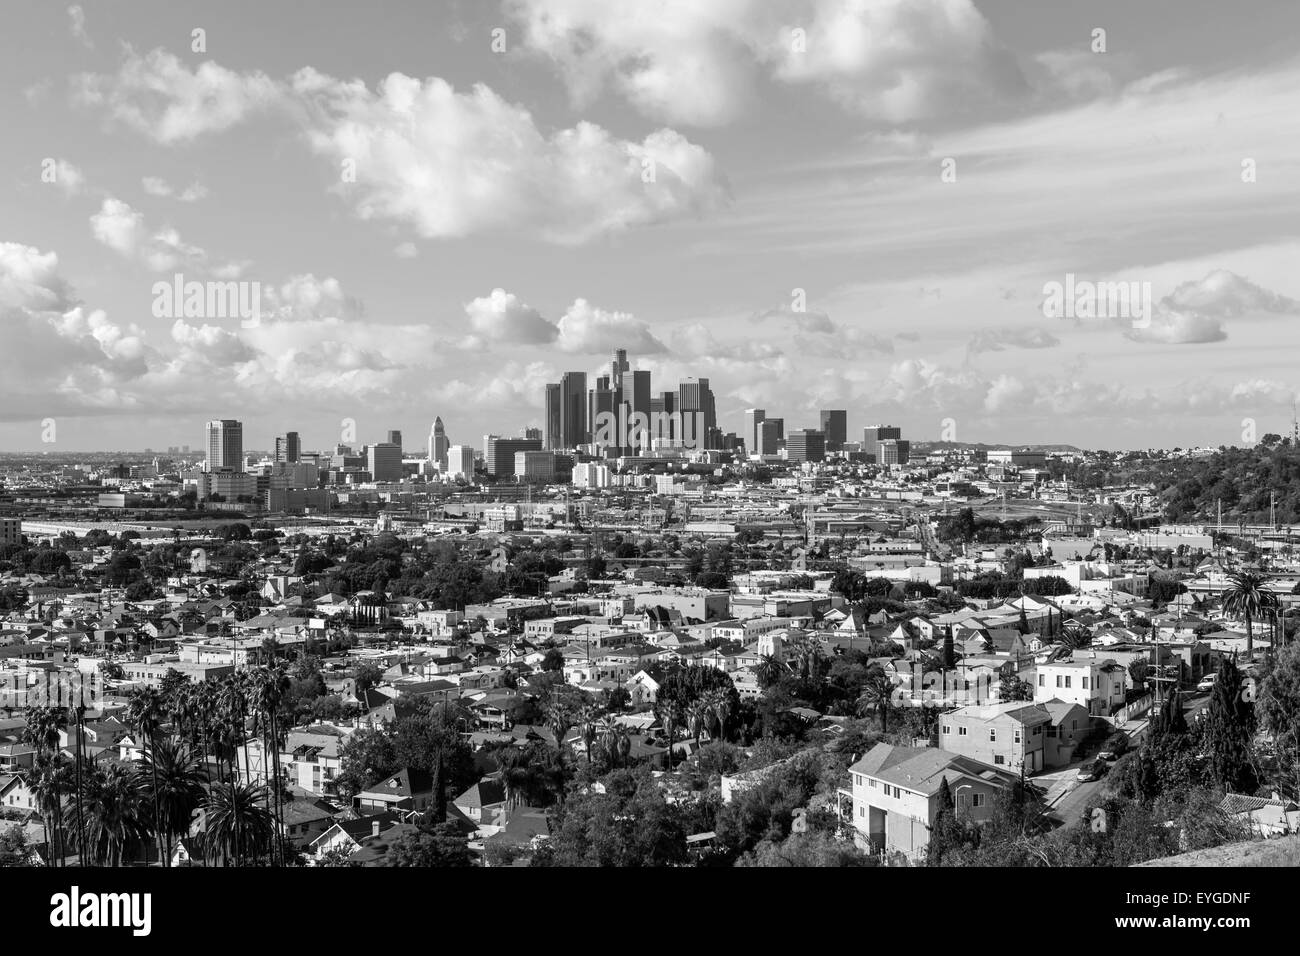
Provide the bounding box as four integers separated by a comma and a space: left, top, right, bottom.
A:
1134, 835, 1300, 867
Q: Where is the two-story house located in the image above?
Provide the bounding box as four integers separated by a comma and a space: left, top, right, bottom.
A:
1033, 659, 1127, 716
847, 743, 1019, 860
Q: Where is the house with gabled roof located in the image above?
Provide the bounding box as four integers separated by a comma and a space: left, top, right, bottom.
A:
846, 743, 1019, 859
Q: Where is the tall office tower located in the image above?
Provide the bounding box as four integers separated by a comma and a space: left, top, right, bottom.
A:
758, 419, 784, 456
205, 420, 244, 473
386, 430, 403, 451
428, 417, 449, 470
819, 410, 847, 451
744, 409, 766, 456
485, 436, 543, 477
678, 377, 717, 446
864, 424, 902, 446
367, 442, 404, 482
588, 375, 616, 444
446, 444, 476, 480
274, 431, 300, 464
560, 371, 588, 448
650, 390, 678, 441
611, 349, 629, 392
878, 439, 911, 466
524, 427, 542, 442
544, 384, 562, 450
787, 428, 827, 463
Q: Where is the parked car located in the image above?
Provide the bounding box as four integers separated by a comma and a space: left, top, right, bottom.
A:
1196, 674, 1218, 692
1076, 760, 1107, 782
1096, 749, 1121, 762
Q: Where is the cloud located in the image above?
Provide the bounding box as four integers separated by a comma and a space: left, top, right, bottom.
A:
76, 50, 728, 244
262, 274, 364, 322
291, 70, 728, 244
394, 242, 419, 259
1125, 310, 1227, 345
0, 243, 76, 312
142, 176, 209, 202
506, 0, 1025, 125
90, 197, 212, 272
463, 288, 557, 346
68, 5, 92, 49
1163, 269, 1300, 318
755, 303, 893, 355
90, 198, 144, 256
555, 299, 668, 354
967, 326, 1061, 354
74, 49, 280, 144
47, 158, 85, 196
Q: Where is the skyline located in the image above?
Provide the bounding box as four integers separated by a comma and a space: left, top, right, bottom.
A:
5, 0, 1300, 452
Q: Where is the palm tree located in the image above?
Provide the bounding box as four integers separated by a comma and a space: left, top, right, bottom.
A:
1221, 570, 1278, 661
203, 781, 275, 867
755, 654, 786, 689
127, 686, 167, 866
67, 764, 147, 866
21, 706, 67, 866
142, 738, 207, 866
857, 671, 895, 734
656, 699, 683, 770
249, 665, 290, 865
703, 689, 732, 743
1059, 624, 1093, 650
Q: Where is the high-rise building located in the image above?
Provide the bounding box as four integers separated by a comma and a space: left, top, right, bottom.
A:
745, 409, 766, 456
587, 376, 615, 445
367, 442, 403, 481
678, 378, 717, 448
864, 424, 902, 446
611, 349, 629, 392
274, 431, 300, 465
524, 427, 542, 442
819, 410, 847, 451
386, 430, 403, 451
758, 419, 784, 456
485, 436, 543, 477
446, 444, 475, 480
205, 420, 244, 473
515, 450, 558, 484
560, 371, 588, 449
787, 429, 826, 463
544, 383, 562, 450
878, 438, 911, 466
428, 418, 449, 471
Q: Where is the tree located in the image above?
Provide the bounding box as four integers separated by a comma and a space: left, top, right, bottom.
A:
383, 823, 472, 867
540, 648, 566, 673
855, 670, 894, 734
1260, 640, 1300, 797
1221, 570, 1278, 661
67, 764, 147, 866
127, 686, 168, 866
1200, 656, 1257, 793
141, 739, 207, 866
203, 781, 275, 866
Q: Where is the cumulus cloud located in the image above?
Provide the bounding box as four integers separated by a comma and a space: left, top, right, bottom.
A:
73, 49, 280, 144
506, 0, 1025, 125
90, 197, 212, 272
47, 158, 85, 196
292, 70, 727, 243
76, 51, 728, 244
463, 288, 557, 347
755, 303, 893, 355
555, 299, 668, 354
1163, 269, 1300, 317
262, 274, 364, 322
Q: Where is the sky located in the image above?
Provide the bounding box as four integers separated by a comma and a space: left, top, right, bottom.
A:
3, 0, 1300, 454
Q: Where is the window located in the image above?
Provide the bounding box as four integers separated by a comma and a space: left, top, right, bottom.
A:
1082, 676, 1090, 689
1014, 729, 1022, 743
972, 793, 986, 808
1056, 675, 1063, 688
989, 729, 997, 742
941, 725, 951, 735
994, 755, 1005, 765
1065, 676, 1072, 688
958, 726, 968, 736
859, 806, 864, 817
1038, 674, 1045, 687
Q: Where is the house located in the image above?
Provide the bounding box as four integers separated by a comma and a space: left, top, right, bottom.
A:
279, 798, 337, 850
354, 768, 433, 814
309, 811, 402, 862
453, 778, 507, 828
0, 772, 37, 813
1040, 699, 1094, 767
939, 702, 1052, 774
1033, 659, 1127, 716
1218, 793, 1298, 837
846, 743, 1019, 859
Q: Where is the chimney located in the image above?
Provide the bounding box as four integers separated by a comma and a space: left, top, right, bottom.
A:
371, 819, 381, 838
